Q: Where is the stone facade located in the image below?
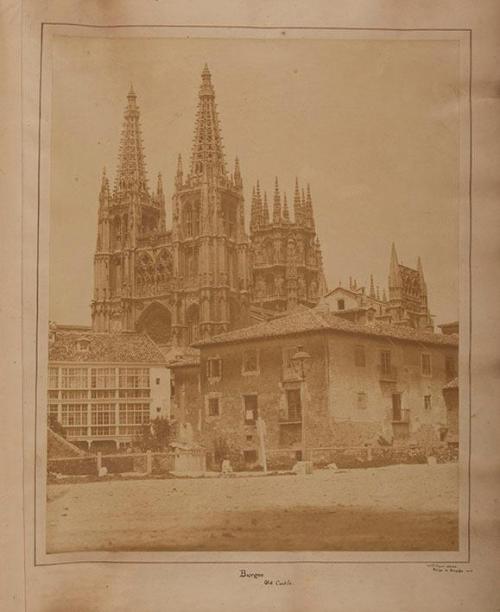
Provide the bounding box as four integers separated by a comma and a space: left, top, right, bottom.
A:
91, 66, 326, 346
169, 306, 458, 469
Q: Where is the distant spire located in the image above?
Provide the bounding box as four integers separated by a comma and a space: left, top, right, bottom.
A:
99, 166, 110, 204
262, 191, 270, 225
156, 172, 163, 194
382, 288, 387, 302
114, 86, 148, 195
156, 172, 164, 195
417, 256, 424, 277
250, 185, 258, 231
376, 285, 380, 301
190, 64, 226, 178
233, 157, 242, 189
273, 177, 282, 224
306, 184, 315, 229
417, 256, 427, 295
389, 242, 401, 288
369, 274, 376, 298
293, 178, 302, 225
254, 180, 263, 227
282, 192, 290, 222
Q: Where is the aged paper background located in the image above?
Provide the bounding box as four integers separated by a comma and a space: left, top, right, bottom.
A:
2, 0, 500, 610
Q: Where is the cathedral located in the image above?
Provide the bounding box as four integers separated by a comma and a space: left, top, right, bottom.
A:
91, 65, 327, 346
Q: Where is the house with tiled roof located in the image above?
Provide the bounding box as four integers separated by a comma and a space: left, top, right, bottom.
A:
169, 303, 458, 470
47, 323, 171, 451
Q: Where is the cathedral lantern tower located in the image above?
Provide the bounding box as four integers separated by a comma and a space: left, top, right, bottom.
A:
250, 177, 327, 312
171, 64, 250, 343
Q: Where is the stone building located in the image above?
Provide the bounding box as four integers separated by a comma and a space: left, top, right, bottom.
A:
168, 306, 458, 469
91, 65, 326, 346
324, 243, 434, 331
47, 323, 170, 451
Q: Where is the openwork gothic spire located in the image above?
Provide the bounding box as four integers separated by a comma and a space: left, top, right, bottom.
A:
190, 64, 226, 178
114, 85, 148, 195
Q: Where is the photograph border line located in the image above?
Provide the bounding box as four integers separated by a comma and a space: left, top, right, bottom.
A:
32, 22, 472, 566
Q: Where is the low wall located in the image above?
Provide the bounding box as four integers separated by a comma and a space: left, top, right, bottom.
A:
48, 448, 204, 477
266, 444, 458, 471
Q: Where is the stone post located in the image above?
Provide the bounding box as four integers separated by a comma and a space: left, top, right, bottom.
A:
146, 450, 152, 474
96, 452, 102, 475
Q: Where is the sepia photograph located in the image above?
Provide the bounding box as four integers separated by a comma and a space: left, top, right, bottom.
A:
41, 30, 468, 556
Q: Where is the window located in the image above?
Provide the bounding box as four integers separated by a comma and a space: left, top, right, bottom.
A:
118, 388, 150, 398
354, 345, 366, 367
156, 377, 160, 385
282, 346, 298, 372
286, 389, 302, 422
380, 351, 392, 376
424, 395, 432, 410
207, 358, 222, 379
208, 397, 220, 417
445, 355, 457, 380
61, 368, 88, 389
185, 205, 193, 236
392, 394, 402, 422
76, 338, 90, 353
48, 367, 59, 389
118, 368, 149, 389
243, 395, 258, 425
421, 353, 432, 376
357, 392, 367, 410
91, 389, 115, 399
118, 403, 149, 425
337, 299, 345, 310
61, 404, 88, 437
243, 450, 258, 464
91, 367, 116, 389
242, 349, 259, 374
61, 389, 88, 399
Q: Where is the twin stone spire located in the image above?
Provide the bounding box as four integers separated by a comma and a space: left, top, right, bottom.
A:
105, 65, 318, 236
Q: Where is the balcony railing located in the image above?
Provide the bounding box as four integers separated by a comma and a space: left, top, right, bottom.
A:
392, 409, 410, 424
378, 365, 398, 382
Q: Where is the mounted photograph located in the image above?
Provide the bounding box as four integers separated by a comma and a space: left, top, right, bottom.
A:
37, 29, 470, 558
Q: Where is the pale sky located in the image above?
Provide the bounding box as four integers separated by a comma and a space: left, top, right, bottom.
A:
49, 36, 461, 326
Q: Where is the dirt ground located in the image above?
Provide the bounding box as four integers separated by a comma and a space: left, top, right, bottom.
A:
46, 463, 459, 552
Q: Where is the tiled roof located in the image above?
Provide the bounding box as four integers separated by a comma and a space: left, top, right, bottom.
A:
160, 345, 201, 368
443, 377, 459, 390
48, 330, 166, 363
194, 307, 459, 348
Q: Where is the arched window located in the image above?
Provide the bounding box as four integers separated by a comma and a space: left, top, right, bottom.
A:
265, 241, 274, 265
136, 303, 172, 345
114, 217, 121, 245
266, 275, 274, 297
185, 205, 193, 237
186, 304, 200, 345
193, 205, 200, 236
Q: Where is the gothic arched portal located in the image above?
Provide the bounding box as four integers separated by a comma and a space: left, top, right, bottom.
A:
136, 302, 172, 345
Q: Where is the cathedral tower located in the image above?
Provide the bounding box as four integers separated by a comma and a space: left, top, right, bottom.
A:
92, 86, 166, 333
171, 64, 251, 343
250, 177, 327, 312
